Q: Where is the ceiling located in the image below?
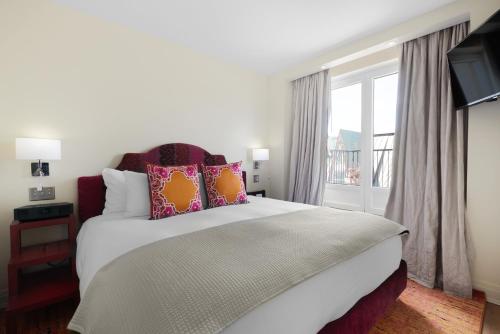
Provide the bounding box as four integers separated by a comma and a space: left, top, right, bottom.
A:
56, 0, 457, 74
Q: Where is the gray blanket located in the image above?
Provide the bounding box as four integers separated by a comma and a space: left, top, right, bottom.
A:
69, 207, 407, 334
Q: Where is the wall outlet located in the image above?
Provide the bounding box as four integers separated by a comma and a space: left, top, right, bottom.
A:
29, 187, 55, 201
253, 175, 260, 183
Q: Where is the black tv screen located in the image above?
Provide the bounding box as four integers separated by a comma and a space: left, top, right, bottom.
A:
448, 9, 500, 109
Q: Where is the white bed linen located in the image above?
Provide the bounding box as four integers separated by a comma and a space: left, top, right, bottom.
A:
76, 196, 402, 334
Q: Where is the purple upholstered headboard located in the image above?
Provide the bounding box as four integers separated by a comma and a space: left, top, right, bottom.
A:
77, 143, 246, 223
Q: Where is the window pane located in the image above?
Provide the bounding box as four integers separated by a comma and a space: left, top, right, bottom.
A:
327, 83, 362, 186
372, 73, 398, 188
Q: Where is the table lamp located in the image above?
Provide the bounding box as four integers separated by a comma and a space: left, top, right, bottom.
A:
252, 148, 269, 170
16, 138, 61, 190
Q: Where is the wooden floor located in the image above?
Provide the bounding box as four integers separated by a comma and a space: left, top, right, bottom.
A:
0, 300, 76, 334
483, 302, 500, 334
371, 279, 488, 333
0, 297, 499, 333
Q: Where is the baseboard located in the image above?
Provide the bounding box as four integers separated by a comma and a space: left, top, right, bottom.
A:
474, 280, 500, 305
0, 289, 7, 309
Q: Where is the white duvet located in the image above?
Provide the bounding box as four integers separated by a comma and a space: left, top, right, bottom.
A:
76, 196, 402, 334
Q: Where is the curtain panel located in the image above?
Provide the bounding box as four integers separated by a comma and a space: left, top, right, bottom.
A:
288, 70, 331, 205
385, 22, 472, 297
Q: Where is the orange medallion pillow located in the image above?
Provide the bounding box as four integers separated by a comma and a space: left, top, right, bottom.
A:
146, 164, 203, 219
202, 161, 248, 208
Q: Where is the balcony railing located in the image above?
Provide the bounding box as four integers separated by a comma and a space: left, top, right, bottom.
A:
327, 150, 361, 185
327, 133, 394, 188
372, 148, 393, 188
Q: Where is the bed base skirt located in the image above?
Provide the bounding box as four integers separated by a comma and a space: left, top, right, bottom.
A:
318, 260, 407, 334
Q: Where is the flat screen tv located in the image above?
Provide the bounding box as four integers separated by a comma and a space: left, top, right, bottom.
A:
448, 9, 500, 109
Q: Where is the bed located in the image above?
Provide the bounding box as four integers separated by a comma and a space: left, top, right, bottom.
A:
73, 143, 407, 334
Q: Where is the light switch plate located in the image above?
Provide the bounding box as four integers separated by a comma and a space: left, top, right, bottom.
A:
29, 187, 56, 201
253, 175, 260, 183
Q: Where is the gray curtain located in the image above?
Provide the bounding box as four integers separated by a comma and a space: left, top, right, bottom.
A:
288, 70, 331, 205
385, 22, 472, 297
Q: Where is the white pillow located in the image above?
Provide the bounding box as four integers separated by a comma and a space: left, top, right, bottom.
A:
124, 171, 150, 217
102, 168, 126, 214
198, 173, 208, 209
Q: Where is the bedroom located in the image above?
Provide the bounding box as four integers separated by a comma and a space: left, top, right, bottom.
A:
1, 0, 499, 333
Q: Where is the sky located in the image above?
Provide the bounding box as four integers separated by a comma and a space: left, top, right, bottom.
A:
330, 73, 398, 138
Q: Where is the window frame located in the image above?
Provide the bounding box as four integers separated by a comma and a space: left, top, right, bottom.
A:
325, 60, 398, 215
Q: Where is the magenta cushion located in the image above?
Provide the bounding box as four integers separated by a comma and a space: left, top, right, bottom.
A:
146, 164, 203, 219
202, 162, 248, 208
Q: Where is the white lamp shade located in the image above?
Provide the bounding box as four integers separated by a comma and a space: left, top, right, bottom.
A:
16, 138, 61, 160
252, 148, 269, 161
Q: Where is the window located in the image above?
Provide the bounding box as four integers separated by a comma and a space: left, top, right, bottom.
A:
325, 62, 398, 215
372, 73, 398, 188
328, 83, 362, 186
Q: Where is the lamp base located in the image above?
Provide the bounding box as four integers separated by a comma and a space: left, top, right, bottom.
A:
31, 162, 49, 176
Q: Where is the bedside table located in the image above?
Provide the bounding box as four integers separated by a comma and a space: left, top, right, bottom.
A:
5, 214, 79, 334
247, 190, 266, 197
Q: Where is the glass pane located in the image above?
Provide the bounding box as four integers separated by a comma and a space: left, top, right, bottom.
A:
372, 73, 398, 188
327, 83, 362, 186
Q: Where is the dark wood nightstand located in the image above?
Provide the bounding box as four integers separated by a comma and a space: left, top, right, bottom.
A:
5, 214, 79, 334
247, 190, 266, 197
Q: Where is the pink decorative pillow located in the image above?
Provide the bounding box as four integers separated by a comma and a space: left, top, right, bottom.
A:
146, 164, 203, 219
202, 161, 248, 208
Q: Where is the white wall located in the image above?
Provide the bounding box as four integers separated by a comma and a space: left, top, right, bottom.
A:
467, 100, 500, 304
0, 0, 269, 298
267, 0, 500, 303
465, 0, 500, 305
